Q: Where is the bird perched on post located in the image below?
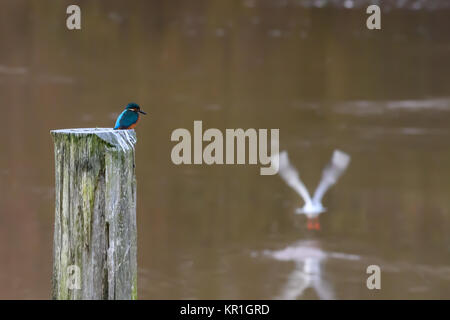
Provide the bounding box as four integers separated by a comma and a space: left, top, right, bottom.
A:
114, 102, 147, 130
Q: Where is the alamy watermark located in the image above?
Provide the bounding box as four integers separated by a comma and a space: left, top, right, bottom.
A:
67, 4, 381, 31
66, 5, 81, 30
366, 5, 381, 30
366, 265, 381, 290
171, 121, 279, 175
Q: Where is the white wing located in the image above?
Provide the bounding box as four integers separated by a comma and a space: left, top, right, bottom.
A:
312, 150, 350, 205
273, 151, 313, 207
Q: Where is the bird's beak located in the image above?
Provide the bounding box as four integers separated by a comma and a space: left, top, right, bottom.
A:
139, 110, 147, 115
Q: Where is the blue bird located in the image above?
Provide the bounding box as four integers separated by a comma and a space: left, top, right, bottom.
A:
114, 102, 147, 130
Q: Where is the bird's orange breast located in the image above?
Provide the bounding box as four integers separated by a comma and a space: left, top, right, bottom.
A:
128, 114, 140, 129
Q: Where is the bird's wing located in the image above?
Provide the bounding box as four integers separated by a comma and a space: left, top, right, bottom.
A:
312, 150, 350, 205
114, 110, 127, 129
273, 151, 313, 206
114, 110, 138, 129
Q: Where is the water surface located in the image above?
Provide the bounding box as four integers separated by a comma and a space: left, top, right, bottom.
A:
1, 0, 450, 299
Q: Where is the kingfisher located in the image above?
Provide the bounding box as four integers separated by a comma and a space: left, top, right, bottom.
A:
114, 102, 147, 130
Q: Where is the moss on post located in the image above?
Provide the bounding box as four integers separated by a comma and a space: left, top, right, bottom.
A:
50, 128, 137, 300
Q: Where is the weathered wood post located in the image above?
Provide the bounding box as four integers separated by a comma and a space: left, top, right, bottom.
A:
50, 128, 138, 300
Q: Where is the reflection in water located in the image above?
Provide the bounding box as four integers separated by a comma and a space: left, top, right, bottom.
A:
333, 98, 450, 115
0, 65, 28, 76
272, 241, 333, 300
262, 240, 359, 300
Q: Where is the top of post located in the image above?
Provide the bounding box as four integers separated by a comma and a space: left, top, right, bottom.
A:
51, 128, 136, 151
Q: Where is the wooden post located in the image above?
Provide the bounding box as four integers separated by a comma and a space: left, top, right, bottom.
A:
50, 128, 138, 300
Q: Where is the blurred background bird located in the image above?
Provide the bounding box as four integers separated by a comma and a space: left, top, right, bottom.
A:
114, 102, 147, 130
273, 150, 351, 230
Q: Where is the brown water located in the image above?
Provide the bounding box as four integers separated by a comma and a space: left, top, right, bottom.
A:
1, 0, 450, 299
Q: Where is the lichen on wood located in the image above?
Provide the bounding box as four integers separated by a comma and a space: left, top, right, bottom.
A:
51, 128, 137, 300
